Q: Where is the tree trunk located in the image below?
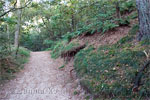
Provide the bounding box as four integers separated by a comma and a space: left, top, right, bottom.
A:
7, 25, 11, 53
136, 0, 150, 41
14, 0, 22, 47
71, 14, 75, 32
116, 1, 121, 19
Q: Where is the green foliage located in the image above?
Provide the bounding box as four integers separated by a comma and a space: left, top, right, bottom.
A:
102, 20, 119, 33
140, 39, 150, 46
120, 0, 136, 14
59, 65, 65, 69
19, 0, 137, 46
12, 47, 30, 58
0, 47, 30, 83
1, 17, 16, 24
51, 40, 79, 59
117, 17, 130, 26
0, 24, 12, 59
0, 33, 10, 59
43, 40, 56, 50
117, 35, 134, 44
16, 50, 30, 65
116, 24, 139, 45
20, 33, 50, 51
51, 40, 68, 59
129, 12, 138, 19
129, 24, 139, 35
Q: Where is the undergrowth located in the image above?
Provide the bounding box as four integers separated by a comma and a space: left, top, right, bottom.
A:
48, 1, 146, 99
50, 40, 80, 59
57, 1, 136, 42
0, 47, 30, 83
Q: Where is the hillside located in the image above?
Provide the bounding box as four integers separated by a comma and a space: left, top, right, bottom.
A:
50, 15, 150, 99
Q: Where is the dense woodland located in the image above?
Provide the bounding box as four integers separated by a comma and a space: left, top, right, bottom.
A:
0, 0, 150, 99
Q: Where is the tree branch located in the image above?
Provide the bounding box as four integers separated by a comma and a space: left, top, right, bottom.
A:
0, 0, 32, 18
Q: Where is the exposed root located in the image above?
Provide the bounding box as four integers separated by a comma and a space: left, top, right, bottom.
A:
70, 68, 74, 79
132, 60, 150, 92
61, 44, 86, 61
83, 30, 97, 37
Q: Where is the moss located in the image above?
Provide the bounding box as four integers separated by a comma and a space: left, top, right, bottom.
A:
74, 41, 147, 99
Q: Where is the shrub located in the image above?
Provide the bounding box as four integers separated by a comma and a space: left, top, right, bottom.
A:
0, 47, 30, 83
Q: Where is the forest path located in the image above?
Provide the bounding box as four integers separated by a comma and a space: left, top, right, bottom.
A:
0, 51, 80, 100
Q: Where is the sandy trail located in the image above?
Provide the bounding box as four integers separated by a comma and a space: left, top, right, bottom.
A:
0, 51, 81, 100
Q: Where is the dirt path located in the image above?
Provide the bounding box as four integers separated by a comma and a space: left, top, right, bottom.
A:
0, 51, 82, 100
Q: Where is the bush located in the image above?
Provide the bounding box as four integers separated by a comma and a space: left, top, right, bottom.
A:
17, 47, 30, 57
0, 31, 10, 59
0, 47, 30, 83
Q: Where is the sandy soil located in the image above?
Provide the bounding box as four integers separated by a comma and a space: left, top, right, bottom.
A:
0, 51, 83, 100
71, 26, 132, 49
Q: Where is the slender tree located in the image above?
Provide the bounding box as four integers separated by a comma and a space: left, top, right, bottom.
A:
136, 0, 150, 41
115, 0, 121, 19
14, 0, 22, 47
